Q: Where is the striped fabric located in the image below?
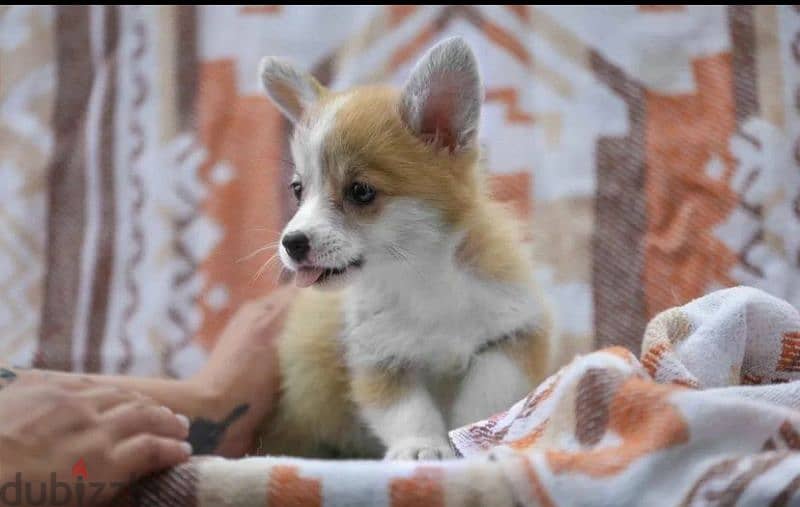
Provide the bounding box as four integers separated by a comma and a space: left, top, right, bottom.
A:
1, 5, 799, 381
136, 286, 800, 507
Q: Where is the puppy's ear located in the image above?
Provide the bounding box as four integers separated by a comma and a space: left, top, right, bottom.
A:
259, 57, 325, 123
399, 37, 483, 152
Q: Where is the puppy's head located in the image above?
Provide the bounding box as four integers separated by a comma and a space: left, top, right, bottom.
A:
260, 37, 483, 289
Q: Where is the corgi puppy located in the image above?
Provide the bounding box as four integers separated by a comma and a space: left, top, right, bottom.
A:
257, 37, 553, 460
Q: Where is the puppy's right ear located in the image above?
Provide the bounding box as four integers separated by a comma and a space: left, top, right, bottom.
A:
399, 37, 482, 153
259, 57, 325, 123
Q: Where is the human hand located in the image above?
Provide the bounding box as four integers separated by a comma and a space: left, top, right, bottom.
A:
0, 373, 191, 507
188, 286, 295, 456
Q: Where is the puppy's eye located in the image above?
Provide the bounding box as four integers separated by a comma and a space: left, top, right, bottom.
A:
348, 182, 376, 205
290, 181, 303, 202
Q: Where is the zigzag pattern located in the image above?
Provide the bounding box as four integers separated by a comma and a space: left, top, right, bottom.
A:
0, 6, 52, 364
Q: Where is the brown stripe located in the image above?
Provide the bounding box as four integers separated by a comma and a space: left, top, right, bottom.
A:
729, 5, 760, 122
162, 6, 200, 376
680, 456, 739, 507
36, 6, 94, 371
777, 331, 800, 372
711, 453, 786, 505
590, 52, 649, 352
771, 473, 800, 507
574, 368, 622, 445
779, 420, 800, 449
175, 5, 197, 130
133, 463, 199, 507
84, 5, 120, 373
682, 453, 789, 507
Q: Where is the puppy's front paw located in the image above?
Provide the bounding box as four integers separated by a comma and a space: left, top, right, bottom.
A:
384, 437, 455, 460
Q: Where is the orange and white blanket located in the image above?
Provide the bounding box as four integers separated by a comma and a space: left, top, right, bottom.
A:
138, 287, 800, 506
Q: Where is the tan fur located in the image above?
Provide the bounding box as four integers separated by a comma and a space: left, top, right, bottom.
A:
258, 289, 378, 458
314, 87, 535, 284
503, 317, 553, 384
455, 199, 537, 283
351, 367, 413, 408
300, 87, 480, 224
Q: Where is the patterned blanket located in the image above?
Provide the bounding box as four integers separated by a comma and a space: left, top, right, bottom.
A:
3, 5, 800, 377
3, 6, 800, 505
135, 287, 800, 506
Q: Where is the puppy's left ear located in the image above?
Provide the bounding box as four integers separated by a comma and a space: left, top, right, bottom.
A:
259, 57, 325, 123
399, 37, 483, 152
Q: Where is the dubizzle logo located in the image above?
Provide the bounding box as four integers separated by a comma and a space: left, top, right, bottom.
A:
0, 458, 139, 506
71, 458, 88, 481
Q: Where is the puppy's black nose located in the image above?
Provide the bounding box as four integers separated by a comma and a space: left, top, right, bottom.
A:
282, 231, 310, 262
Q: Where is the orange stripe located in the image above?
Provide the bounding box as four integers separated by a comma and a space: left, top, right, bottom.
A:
485, 88, 536, 124
267, 465, 322, 507
240, 5, 281, 15
777, 331, 800, 372
390, 467, 445, 507
488, 172, 533, 221
508, 419, 548, 450
388, 5, 417, 27
670, 378, 698, 389
522, 458, 556, 507
641, 342, 669, 377
504, 5, 530, 22
483, 21, 532, 66
642, 53, 738, 319
548, 378, 688, 477
388, 25, 437, 72
195, 60, 285, 349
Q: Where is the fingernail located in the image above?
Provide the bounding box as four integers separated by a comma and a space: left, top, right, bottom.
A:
180, 441, 193, 456
161, 405, 173, 414
176, 414, 190, 430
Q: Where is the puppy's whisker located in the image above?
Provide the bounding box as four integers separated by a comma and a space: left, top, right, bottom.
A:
252, 252, 281, 282
238, 242, 281, 263
246, 226, 283, 233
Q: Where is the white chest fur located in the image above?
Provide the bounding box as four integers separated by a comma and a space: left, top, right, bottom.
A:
341, 241, 543, 374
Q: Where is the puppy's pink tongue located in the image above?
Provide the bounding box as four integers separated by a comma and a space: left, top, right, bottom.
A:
295, 268, 323, 288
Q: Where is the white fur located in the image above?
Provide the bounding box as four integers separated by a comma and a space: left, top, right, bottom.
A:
280, 95, 363, 272
344, 200, 542, 372
259, 56, 321, 123
299, 93, 351, 188
361, 383, 453, 460
449, 349, 532, 428
342, 200, 544, 458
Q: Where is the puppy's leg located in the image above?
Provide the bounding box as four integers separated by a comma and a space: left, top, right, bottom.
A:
351, 368, 454, 460
450, 349, 533, 429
